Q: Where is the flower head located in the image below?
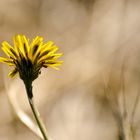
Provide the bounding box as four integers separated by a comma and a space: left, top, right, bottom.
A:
0, 35, 63, 82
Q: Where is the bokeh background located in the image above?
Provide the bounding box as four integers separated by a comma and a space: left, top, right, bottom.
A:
0, 0, 140, 140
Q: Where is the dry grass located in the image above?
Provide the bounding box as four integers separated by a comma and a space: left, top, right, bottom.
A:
0, 0, 140, 140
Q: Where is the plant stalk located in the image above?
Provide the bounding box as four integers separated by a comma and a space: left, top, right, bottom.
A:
24, 81, 49, 140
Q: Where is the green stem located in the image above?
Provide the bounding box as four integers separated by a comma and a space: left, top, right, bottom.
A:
24, 81, 49, 140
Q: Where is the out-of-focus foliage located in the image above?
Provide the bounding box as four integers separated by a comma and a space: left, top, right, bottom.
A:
0, 0, 140, 140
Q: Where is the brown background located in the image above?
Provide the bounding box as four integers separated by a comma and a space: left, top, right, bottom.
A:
0, 0, 140, 140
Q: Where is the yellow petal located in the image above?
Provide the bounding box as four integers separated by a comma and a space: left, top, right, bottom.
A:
43, 60, 63, 67
16, 35, 27, 59
40, 44, 58, 57
31, 36, 43, 47
44, 64, 61, 70
37, 55, 53, 64
21, 35, 30, 55
0, 57, 14, 66
37, 53, 62, 65
51, 53, 63, 59
29, 36, 43, 58
39, 41, 54, 52
37, 46, 58, 61
8, 68, 18, 77
2, 42, 17, 59
13, 36, 20, 56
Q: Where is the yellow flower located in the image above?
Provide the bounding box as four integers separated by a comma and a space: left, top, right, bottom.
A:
0, 35, 63, 82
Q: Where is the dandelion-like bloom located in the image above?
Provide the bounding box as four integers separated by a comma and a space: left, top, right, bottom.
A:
0, 35, 63, 82
0, 35, 63, 140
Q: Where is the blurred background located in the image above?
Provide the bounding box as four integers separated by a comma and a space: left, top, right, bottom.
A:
0, 0, 140, 140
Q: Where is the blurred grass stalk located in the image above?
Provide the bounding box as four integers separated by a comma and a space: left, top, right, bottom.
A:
6, 80, 50, 140
103, 61, 139, 140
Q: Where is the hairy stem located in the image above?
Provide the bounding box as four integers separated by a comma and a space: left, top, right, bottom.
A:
24, 81, 49, 140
